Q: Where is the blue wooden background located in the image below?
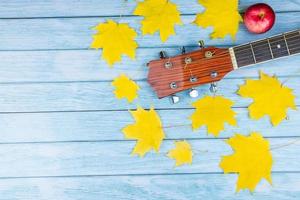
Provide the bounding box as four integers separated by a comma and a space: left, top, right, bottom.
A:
0, 0, 300, 199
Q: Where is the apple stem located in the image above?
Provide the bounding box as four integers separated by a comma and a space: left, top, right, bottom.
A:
259, 12, 265, 19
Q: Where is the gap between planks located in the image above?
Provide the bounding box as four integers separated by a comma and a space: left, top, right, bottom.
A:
0, 171, 299, 180
0, 135, 299, 145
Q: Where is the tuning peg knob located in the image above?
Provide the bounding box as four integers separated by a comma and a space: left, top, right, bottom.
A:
170, 94, 180, 104
159, 51, 167, 59
198, 40, 205, 48
189, 88, 199, 98
181, 46, 186, 54
210, 82, 218, 93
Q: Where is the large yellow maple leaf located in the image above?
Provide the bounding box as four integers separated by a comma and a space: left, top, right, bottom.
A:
90, 20, 138, 66
122, 106, 165, 157
194, 0, 242, 40
238, 71, 296, 126
111, 74, 140, 103
190, 96, 237, 136
134, 0, 182, 42
167, 140, 193, 167
220, 132, 273, 192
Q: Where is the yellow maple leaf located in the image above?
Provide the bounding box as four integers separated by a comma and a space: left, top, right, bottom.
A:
220, 132, 273, 192
134, 0, 182, 42
90, 20, 138, 66
122, 106, 166, 157
111, 74, 140, 103
190, 95, 237, 136
167, 140, 193, 167
194, 0, 242, 40
238, 71, 296, 126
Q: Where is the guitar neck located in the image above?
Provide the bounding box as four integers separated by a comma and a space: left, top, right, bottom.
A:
230, 29, 300, 69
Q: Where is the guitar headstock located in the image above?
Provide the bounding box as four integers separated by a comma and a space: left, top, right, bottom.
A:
147, 45, 234, 102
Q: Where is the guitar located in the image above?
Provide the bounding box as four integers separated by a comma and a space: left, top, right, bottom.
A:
147, 29, 300, 103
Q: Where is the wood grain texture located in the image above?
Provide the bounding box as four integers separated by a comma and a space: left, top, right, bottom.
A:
0, 107, 299, 143
0, 48, 300, 82
0, 173, 299, 200
0, 0, 299, 18
0, 77, 298, 112
0, 13, 300, 50
0, 0, 300, 199
0, 138, 298, 177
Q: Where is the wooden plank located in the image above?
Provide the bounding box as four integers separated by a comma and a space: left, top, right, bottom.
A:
0, 77, 298, 112
0, 138, 298, 177
0, 173, 299, 200
1, 48, 300, 82
0, 13, 299, 50
0, 107, 299, 143
0, 0, 300, 18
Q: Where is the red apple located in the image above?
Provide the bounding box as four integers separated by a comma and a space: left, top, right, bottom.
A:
244, 3, 275, 34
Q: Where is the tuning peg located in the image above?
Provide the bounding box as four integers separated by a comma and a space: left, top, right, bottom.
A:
181, 46, 186, 54
210, 71, 218, 78
189, 88, 199, 98
170, 94, 180, 104
159, 51, 167, 59
198, 40, 205, 49
210, 82, 218, 93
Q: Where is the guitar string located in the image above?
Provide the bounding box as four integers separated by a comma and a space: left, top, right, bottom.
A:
236, 39, 300, 56
153, 50, 298, 92
152, 48, 297, 88
233, 40, 300, 61
150, 45, 298, 86
235, 47, 300, 65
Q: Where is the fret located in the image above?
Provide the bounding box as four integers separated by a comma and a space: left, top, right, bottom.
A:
269, 35, 289, 58
283, 34, 291, 55
251, 39, 273, 63
233, 44, 256, 67
232, 29, 300, 68
267, 39, 274, 59
285, 30, 300, 55
249, 43, 257, 63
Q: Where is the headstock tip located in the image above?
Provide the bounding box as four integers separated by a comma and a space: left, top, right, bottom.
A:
147, 46, 234, 99
198, 40, 205, 48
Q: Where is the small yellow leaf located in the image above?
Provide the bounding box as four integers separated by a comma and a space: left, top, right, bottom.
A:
90, 20, 138, 66
168, 140, 193, 167
112, 74, 140, 103
194, 0, 242, 40
122, 106, 165, 157
238, 71, 296, 126
134, 0, 182, 42
220, 132, 273, 192
190, 96, 237, 136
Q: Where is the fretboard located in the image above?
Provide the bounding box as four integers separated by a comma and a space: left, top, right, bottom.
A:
231, 29, 300, 68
